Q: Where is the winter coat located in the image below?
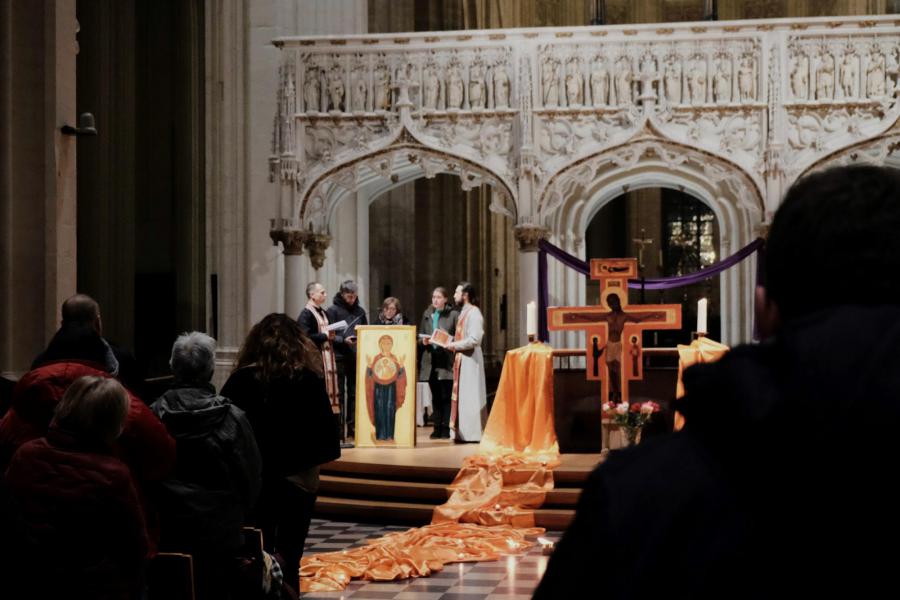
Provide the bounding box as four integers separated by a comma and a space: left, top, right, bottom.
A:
220, 366, 340, 480
326, 292, 368, 362
535, 305, 900, 599
418, 305, 458, 381
6, 427, 149, 600
297, 304, 330, 348
375, 312, 411, 326
151, 383, 262, 553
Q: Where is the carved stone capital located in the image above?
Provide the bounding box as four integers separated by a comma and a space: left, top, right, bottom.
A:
304, 232, 332, 269
269, 228, 308, 255
514, 223, 550, 252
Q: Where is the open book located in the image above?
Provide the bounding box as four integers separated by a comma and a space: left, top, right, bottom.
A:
428, 328, 452, 348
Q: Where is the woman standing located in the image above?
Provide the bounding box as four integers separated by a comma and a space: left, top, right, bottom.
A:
376, 296, 411, 325
419, 288, 458, 439
221, 314, 340, 590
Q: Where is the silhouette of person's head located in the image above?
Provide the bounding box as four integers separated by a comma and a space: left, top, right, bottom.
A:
760, 165, 900, 337
607, 293, 622, 311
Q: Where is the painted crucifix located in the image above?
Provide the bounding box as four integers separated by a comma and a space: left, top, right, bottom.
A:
548, 258, 682, 406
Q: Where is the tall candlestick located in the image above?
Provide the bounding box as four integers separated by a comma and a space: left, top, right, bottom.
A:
526, 301, 537, 337
697, 298, 708, 334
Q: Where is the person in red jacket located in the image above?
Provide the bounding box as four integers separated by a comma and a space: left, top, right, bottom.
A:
6, 375, 150, 600
0, 325, 175, 550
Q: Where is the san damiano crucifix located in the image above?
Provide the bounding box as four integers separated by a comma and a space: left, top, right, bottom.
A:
548, 258, 682, 407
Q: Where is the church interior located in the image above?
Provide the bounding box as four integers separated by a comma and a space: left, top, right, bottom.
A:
3, 0, 900, 598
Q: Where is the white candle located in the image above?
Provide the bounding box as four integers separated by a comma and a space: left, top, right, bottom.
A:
526, 301, 537, 337
697, 298, 708, 334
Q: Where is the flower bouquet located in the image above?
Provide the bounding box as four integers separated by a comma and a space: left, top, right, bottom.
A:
601, 400, 661, 447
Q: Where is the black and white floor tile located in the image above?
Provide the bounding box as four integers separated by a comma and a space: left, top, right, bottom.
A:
301, 518, 559, 600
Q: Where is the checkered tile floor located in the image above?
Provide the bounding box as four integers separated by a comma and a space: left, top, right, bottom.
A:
301, 518, 559, 599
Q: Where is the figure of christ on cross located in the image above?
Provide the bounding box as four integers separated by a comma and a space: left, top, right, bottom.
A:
548, 258, 682, 408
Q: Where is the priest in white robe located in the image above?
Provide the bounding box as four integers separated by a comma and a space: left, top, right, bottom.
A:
447, 282, 487, 442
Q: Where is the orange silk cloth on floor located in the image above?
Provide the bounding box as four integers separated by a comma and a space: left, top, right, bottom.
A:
674, 337, 729, 431
300, 343, 560, 593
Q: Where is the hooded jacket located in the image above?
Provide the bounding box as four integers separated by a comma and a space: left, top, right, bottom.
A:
326, 292, 368, 361
535, 305, 900, 599
151, 383, 262, 553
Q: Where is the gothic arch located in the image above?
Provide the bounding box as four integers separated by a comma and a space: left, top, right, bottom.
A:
538, 137, 765, 345
796, 119, 900, 180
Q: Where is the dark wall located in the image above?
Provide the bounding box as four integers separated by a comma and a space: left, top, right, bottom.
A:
76, 0, 205, 378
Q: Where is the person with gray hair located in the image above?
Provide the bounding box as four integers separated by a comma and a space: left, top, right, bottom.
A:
5, 375, 150, 599
151, 332, 262, 600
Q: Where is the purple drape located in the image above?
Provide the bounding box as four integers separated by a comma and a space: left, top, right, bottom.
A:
537, 237, 765, 342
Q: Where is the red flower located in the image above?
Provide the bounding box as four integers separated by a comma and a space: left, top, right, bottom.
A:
629, 402, 642, 412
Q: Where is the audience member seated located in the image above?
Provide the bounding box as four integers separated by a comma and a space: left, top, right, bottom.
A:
0, 375, 15, 418
534, 165, 900, 599
221, 314, 341, 590
0, 325, 175, 550
151, 332, 263, 600
32, 293, 146, 396
5, 376, 149, 600
0, 470, 35, 598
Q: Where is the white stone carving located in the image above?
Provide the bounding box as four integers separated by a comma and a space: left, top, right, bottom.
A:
447, 62, 464, 109
614, 58, 632, 105
542, 56, 560, 107
664, 56, 682, 104
327, 64, 345, 112
304, 67, 321, 113
493, 65, 510, 108
423, 63, 440, 110
351, 64, 368, 112
688, 56, 707, 105
867, 51, 886, 99
791, 53, 809, 100
469, 61, 487, 109
565, 58, 584, 107
738, 56, 756, 102
591, 59, 610, 106
816, 52, 835, 101
713, 56, 732, 104
841, 53, 858, 99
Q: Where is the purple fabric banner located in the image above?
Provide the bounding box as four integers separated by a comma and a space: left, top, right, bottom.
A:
537, 237, 765, 341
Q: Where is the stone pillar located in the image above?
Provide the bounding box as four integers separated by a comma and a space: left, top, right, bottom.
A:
283, 231, 308, 319
0, 0, 78, 377
514, 223, 549, 344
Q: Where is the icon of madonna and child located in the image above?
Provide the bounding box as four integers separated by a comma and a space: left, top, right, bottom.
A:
356, 325, 416, 447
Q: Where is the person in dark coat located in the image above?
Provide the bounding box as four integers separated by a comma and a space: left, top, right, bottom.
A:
0, 470, 36, 598
221, 313, 340, 590
419, 287, 458, 439
0, 326, 176, 551
6, 375, 149, 600
326, 280, 368, 440
32, 294, 146, 397
151, 332, 262, 600
534, 165, 900, 599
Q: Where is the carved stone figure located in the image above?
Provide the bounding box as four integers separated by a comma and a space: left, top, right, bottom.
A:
615, 59, 632, 105
688, 58, 707, 105
738, 57, 756, 101
816, 53, 835, 100
867, 52, 886, 98
423, 65, 440, 110
841, 53, 858, 98
590, 60, 609, 106
713, 58, 731, 104
791, 54, 809, 100
327, 66, 345, 112
447, 64, 464, 109
664, 57, 682, 104
542, 58, 560, 106
374, 65, 391, 111
469, 62, 486, 109
493, 66, 510, 108
351, 68, 367, 112
565, 60, 584, 106
304, 68, 321, 112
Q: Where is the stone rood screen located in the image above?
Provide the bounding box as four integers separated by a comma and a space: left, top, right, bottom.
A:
270, 15, 900, 234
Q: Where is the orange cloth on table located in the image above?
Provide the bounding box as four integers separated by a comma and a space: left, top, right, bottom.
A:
300, 342, 560, 593
674, 337, 729, 431
479, 342, 560, 458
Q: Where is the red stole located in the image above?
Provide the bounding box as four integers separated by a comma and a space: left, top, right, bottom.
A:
450, 304, 473, 428
307, 300, 340, 413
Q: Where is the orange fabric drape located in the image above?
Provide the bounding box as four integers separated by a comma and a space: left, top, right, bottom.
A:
674, 337, 729, 431
300, 342, 560, 593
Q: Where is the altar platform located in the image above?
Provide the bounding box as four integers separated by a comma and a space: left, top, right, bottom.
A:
315, 426, 602, 531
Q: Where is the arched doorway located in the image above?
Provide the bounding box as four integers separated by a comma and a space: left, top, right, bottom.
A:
366, 174, 519, 382
585, 187, 721, 345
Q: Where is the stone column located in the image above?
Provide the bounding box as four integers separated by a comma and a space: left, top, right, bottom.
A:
514, 223, 549, 344
0, 0, 78, 377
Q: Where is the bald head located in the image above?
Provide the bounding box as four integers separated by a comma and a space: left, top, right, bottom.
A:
62, 294, 102, 333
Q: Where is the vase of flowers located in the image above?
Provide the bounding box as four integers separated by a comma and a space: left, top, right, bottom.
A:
601, 400, 660, 448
